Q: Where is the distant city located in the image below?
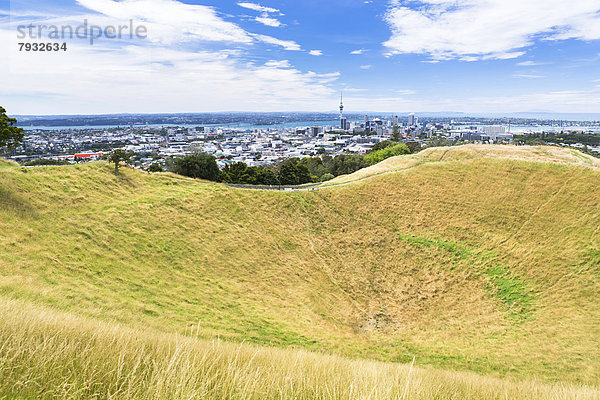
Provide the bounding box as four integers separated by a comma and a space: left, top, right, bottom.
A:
6, 103, 600, 169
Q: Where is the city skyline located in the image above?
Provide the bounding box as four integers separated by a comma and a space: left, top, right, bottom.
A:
2, 0, 600, 115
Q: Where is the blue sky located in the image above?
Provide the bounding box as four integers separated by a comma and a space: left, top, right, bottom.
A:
1, 0, 600, 114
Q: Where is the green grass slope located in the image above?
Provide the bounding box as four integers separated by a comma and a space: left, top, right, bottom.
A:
0, 145, 599, 394
0, 159, 18, 168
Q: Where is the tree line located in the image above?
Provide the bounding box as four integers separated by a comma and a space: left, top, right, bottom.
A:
166, 141, 417, 185
514, 132, 600, 147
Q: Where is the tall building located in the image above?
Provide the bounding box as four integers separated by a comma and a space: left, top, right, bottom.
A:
483, 125, 506, 140
339, 92, 348, 130
408, 113, 417, 126
340, 117, 348, 130
393, 115, 399, 126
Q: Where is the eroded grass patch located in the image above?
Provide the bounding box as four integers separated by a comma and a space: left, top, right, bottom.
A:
397, 233, 535, 317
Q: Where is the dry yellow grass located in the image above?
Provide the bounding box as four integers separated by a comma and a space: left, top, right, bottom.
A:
1, 298, 598, 400
324, 144, 600, 185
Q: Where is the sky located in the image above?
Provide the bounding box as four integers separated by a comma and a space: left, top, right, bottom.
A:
1, 0, 600, 115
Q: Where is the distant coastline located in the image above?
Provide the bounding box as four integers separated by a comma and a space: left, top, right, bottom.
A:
14, 112, 600, 130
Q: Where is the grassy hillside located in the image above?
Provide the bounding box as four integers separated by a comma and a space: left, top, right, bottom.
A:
1, 145, 599, 397
323, 144, 600, 186
0, 159, 18, 168
2, 298, 596, 400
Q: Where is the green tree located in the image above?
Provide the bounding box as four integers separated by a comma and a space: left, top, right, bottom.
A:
369, 140, 395, 152
279, 159, 312, 185
391, 124, 401, 142
147, 163, 163, 173
426, 136, 451, 148
320, 173, 334, 182
278, 163, 298, 185
252, 166, 279, 185
405, 141, 422, 154
364, 143, 410, 165
107, 149, 133, 175
300, 157, 327, 178
24, 159, 69, 167
171, 153, 220, 181
219, 162, 280, 186
0, 107, 25, 150
329, 154, 369, 176
220, 162, 252, 184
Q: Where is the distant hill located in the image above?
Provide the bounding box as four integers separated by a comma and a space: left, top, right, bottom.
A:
0, 145, 599, 399
12, 112, 361, 127
324, 144, 600, 185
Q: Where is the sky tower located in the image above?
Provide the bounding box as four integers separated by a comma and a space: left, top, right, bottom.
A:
339, 91, 347, 130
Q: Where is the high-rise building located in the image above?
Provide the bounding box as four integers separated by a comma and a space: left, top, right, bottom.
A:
311, 126, 320, 136
340, 116, 348, 130
408, 113, 417, 126
393, 116, 399, 126
483, 125, 506, 140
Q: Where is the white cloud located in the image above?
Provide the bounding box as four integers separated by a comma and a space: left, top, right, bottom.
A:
384, 0, 600, 61
237, 2, 279, 14
350, 49, 367, 55
1, 29, 337, 114
74, 0, 253, 44
468, 90, 600, 111
309, 50, 323, 56
360, 64, 372, 69
517, 61, 541, 66
29, 0, 299, 50
255, 14, 282, 27
482, 51, 526, 60
252, 34, 302, 51
337, 87, 600, 113
341, 87, 367, 93
306, 71, 340, 84
237, 2, 283, 27
513, 74, 545, 79
0, 0, 339, 114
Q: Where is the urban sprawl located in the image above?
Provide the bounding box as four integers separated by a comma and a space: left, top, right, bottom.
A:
8, 108, 600, 169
